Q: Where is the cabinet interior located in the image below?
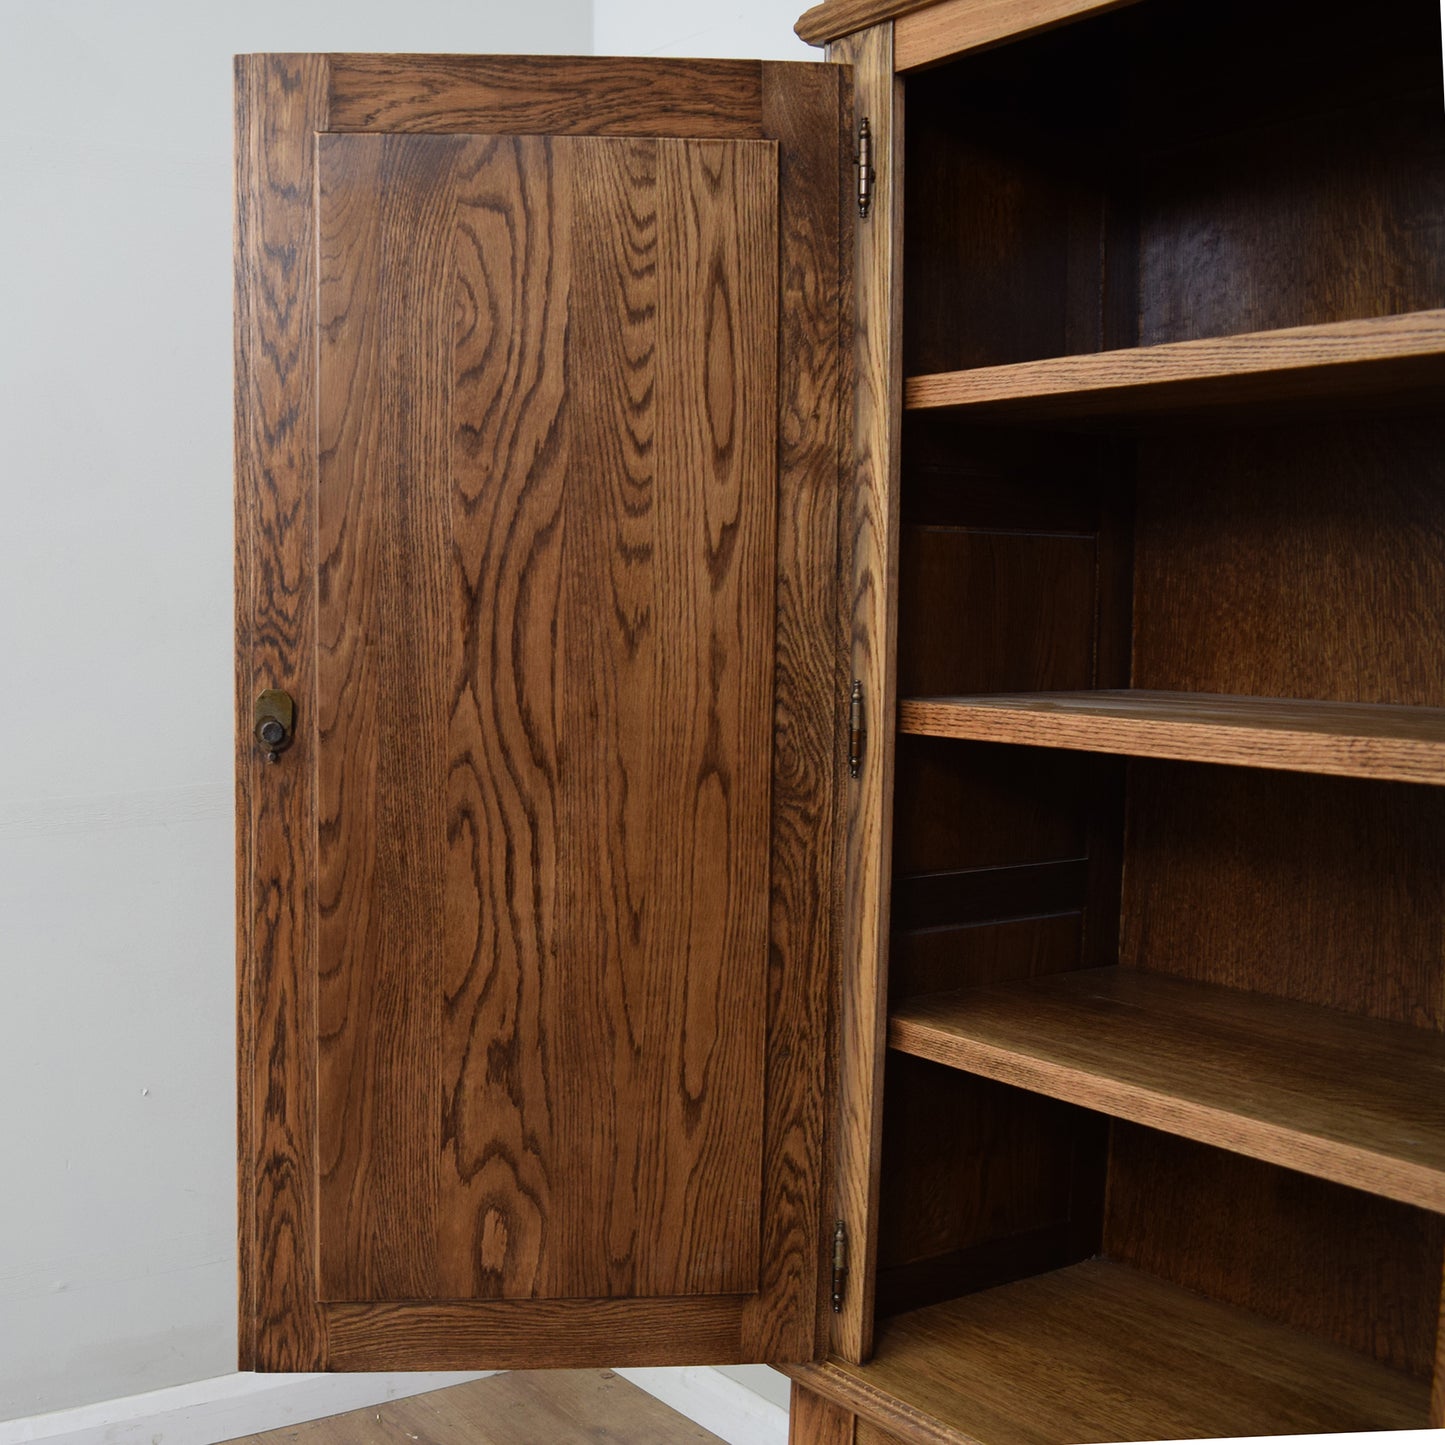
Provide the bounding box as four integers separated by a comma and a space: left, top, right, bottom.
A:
902, 0, 1445, 375
873, 0, 1445, 1432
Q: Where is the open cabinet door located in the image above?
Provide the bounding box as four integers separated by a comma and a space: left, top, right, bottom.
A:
235, 54, 849, 1372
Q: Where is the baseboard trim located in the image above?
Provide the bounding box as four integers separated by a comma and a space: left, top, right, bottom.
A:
0, 1370, 490, 1445
618, 1366, 791, 1445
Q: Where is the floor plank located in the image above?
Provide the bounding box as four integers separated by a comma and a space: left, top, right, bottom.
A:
226, 1369, 725, 1444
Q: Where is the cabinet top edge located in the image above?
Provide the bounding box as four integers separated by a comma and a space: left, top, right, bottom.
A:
795, 0, 929, 46
797, 0, 1144, 62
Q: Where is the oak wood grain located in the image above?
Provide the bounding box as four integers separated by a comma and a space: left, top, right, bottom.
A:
1131, 417, 1445, 709
315, 129, 457, 1302
1121, 763, 1445, 1028
748, 60, 851, 1362
234, 51, 329, 1371
790, 1260, 1430, 1443
324, 1297, 753, 1370
314, 132, 778, 1302
326, 54, 765, 137
890, 966, 1445, 1211
897, 690, 1445, 785
1103, 1126, 1445, 1380
790, 1381, 857, 1445
893, 0, 1139, 69
794, 0, 1135, 53
902, 309, 1445, 417
826, 21, 903, 1367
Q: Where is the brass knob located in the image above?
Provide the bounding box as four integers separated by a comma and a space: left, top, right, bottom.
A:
254, 689, 296, 763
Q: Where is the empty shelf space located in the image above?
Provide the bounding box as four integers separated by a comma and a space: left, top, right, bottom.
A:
895, 690, 1445, 785
792, 1260, 1429, 1445
902, 310, 1445, 419
889, 967, 1445, 1212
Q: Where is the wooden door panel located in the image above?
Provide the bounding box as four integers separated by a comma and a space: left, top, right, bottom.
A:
238, 53, 846, 1368
314, 131, 779, 1303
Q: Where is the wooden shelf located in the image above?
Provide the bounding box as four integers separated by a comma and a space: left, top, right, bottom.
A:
896, 690, 1445, 785
902, 309, 1445, 419
889, 967, 1445, 1212
790, 1260, 1429, 1445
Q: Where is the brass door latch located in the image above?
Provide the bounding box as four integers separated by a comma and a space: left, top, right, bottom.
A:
254, 689, 295, 763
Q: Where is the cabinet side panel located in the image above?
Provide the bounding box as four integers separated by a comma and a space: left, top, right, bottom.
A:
745, 62, 851, 1361
790, 1380, 857, 1445
827, 21, 904, 1365
235, 52, 329, 1372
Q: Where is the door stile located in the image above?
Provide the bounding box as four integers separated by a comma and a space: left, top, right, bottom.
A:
235, 51, 330, 1371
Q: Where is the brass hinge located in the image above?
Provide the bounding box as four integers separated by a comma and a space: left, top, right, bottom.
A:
831, 1219, 849, 1312
855, 117, 875, 219
848, 680, 865, 779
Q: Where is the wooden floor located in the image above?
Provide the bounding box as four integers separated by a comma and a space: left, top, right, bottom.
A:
225, 1370, 726, 1444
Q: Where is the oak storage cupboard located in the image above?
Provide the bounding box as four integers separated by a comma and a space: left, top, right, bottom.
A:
233, 2, 1445, 1442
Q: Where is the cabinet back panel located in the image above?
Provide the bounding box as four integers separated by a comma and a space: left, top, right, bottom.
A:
1137, 90, 1445, 347
1132, 417, 1445, 706
902, 0, 1445, 371
898, 529, 1097, 697
1103, 1125, 1445, 1379
1120, 762, 1445, 1027
890, 915, 1084, 1004
893, 740, 1093, 876
877, 1057, 1106, 1316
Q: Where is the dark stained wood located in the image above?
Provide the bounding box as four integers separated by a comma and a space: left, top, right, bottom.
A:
891, 965, 1445, 1211
240, 52, 848, 1370
230, 1370, 726, 1445
828, 19, 904, 1366
904, 310, 1445, 419
897, 691, 1445, 785
901, 59, 1121, 376
892, 859, 1087, 933
893, 0, 1140, 70
793, 0, 1136, 55
1103, 1126, 1445, 1380
750, 60, 851, 1361
876, 1057, 1104, 1316
327, 54, 765, 137
314, 130, 456, 1303
897, 531, 1096, 698
897, 0, 1445, 372
234, 51, 329, 1372
790, 1381, 857, 1445
891, 740, 1091, 876
853, 1424, 907, 1445
1137, 90, 1445, 348
324, 1298, 754, 1370
791, 1261, 1431, 1443
889, 915, 1082, 1004
797, 0, 936, 45
314, 131, 778, 1303
1434, 1277, 1445, 1427
434, 130, 573, 1303
1132, 417, 1445, 709
1121, 763, 1445, 1028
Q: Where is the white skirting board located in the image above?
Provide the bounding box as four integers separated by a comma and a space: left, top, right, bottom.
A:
617, 1366, 791, 1445
0, 1365, 788, 1445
